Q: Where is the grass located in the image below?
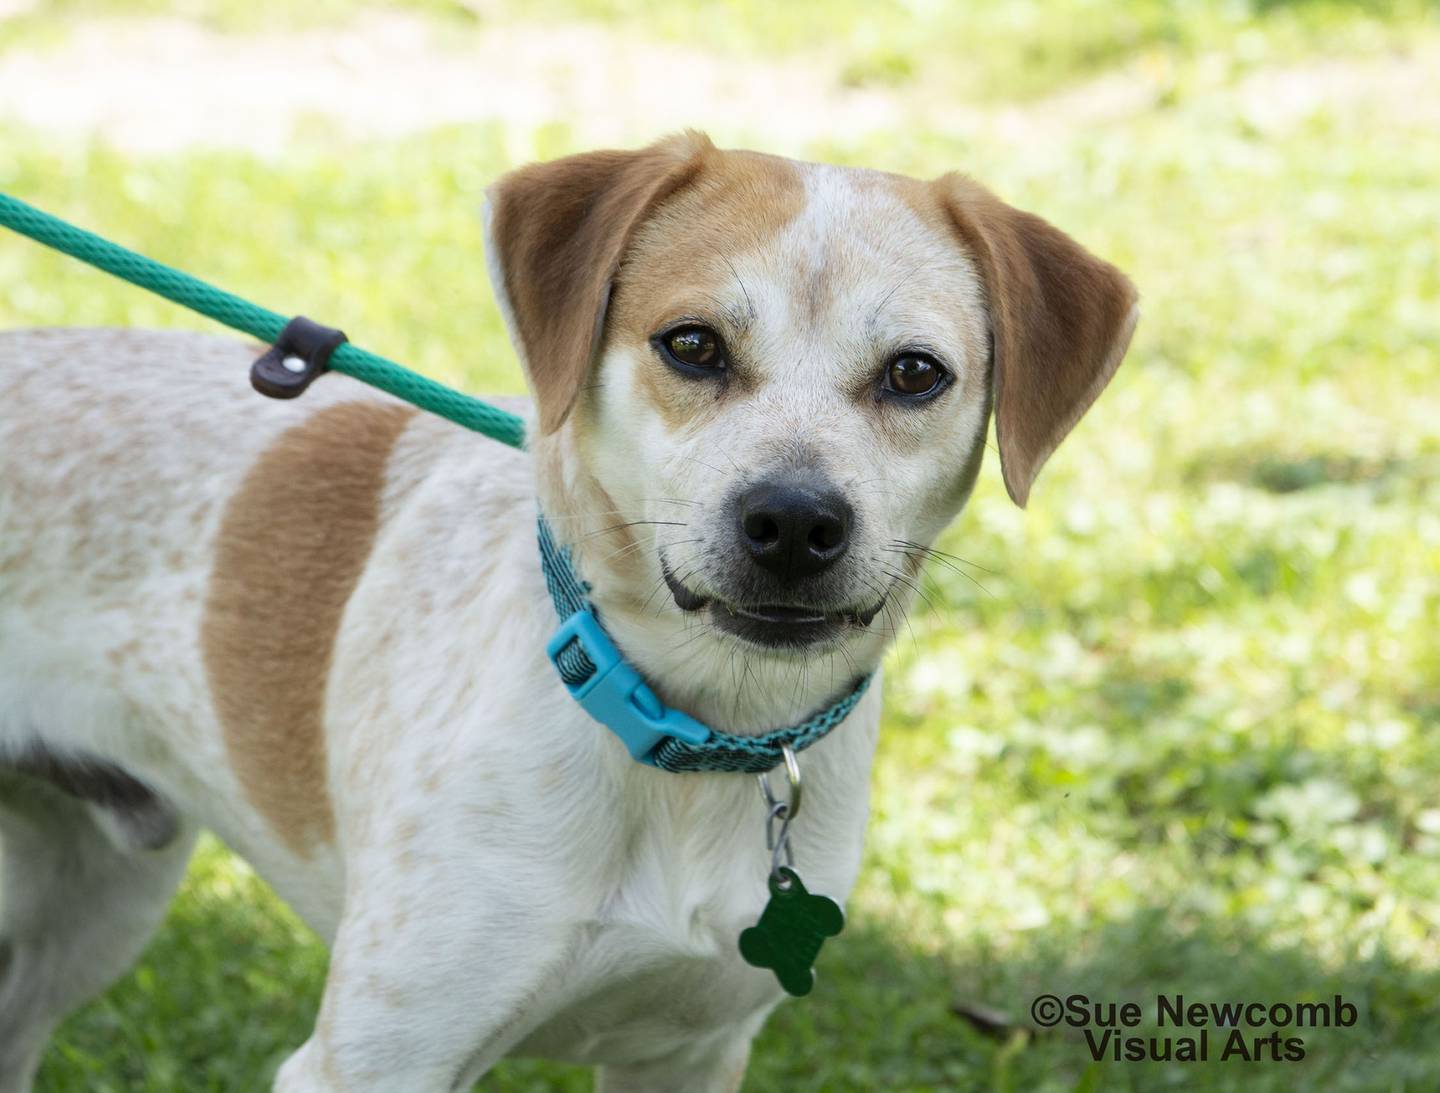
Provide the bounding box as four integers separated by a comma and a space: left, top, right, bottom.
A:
3, 0, 1439, 1089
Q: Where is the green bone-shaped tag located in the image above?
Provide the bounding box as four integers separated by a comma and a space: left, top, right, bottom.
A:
738, 866, 845, 997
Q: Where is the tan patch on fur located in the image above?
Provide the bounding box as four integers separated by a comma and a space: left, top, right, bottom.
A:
203, 401, 415, 855
612, 149, 806, 432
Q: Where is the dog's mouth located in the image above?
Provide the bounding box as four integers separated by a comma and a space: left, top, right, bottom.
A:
662, 565, 884, 649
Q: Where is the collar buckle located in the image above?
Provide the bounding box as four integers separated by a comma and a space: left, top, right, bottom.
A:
545, 608, 711, 765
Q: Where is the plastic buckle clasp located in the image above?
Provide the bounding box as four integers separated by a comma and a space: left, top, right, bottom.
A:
545, 609, 711, 765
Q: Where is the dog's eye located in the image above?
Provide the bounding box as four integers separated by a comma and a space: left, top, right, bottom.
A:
883, 353, 947, 398
658, 325, 726, 373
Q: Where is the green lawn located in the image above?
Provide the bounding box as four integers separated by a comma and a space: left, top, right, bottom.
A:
3, 1, 1438, 1089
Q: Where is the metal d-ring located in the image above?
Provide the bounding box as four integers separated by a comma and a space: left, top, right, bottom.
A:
757, 743, 802, 822
757, 744, 802, 883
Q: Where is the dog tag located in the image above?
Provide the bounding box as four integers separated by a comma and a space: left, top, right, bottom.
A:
738, 866, 844, 997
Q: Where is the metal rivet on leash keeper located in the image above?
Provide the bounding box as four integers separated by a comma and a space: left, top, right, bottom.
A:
740, 744, 846, 997
250, 315, 348, 398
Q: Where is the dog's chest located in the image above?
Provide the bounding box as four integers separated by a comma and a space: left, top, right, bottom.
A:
520, 917, 781, 1065
515, 782, 847, 1064
518, 871, 781, 1063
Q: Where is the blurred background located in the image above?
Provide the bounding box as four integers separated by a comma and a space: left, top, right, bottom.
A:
2, 0, 1437, 1089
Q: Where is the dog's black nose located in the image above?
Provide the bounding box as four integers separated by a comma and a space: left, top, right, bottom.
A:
737, 480, 852, 581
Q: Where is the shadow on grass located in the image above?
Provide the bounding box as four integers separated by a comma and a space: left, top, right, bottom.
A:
37, 865, 1440, 1092
753, 907, 1440, 1092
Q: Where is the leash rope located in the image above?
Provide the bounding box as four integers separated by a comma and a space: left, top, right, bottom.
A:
0, 191, 526, 448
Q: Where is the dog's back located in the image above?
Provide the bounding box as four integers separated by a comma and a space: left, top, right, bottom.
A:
1, 328, 267, 785
0, 328, 354, 786
1, 327, 308, 628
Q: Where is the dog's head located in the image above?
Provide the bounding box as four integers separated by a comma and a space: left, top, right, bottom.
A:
485, 133, 1136, 717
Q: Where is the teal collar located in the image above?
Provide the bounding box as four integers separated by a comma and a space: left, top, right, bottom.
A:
538, 516, 871, 773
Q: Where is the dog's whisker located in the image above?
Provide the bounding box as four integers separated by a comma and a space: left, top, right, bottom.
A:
669, 565, 706, 601
544, 507, 650, 521
895, 600, 919, 650
640, 579, 670, 616
871, 559, 933, 645
722, 255, 756, 326
646, 560, 706, 618
879, 592, 918, 651
875, 561, 935, 614
788, 646, 809, 708
598, 538, 654, 565
667, 623, 721, 656
676, 455, 728, 476
579, 520, 689, 546
733, 655, 756, 725
603, 537, 649, 562
892, 538, 1001, 576
882, 543, 995, 598
601, 533, 703, 567
869, 264, 922, 327
856, 573, 897, 641
717, 446, 743, 476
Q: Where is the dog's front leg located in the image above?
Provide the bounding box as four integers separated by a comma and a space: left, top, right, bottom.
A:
273, 892, 572, 1093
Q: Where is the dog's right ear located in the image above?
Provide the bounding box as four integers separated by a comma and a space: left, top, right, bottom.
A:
484, 132, 713, 434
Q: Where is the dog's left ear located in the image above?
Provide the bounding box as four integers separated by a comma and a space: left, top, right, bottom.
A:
938, 176, 1140, 507
484, 132, 713, 434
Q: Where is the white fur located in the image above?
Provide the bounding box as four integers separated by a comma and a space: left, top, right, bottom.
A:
0, 157, 1005, 1092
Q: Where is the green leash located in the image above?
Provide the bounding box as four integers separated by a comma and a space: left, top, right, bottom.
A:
0, 191, 527, 449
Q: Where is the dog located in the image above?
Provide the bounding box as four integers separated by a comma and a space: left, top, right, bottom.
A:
0, 131, 1137, 1091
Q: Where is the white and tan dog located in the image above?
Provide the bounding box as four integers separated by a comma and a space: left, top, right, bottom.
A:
0, 133, 1136, 1091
